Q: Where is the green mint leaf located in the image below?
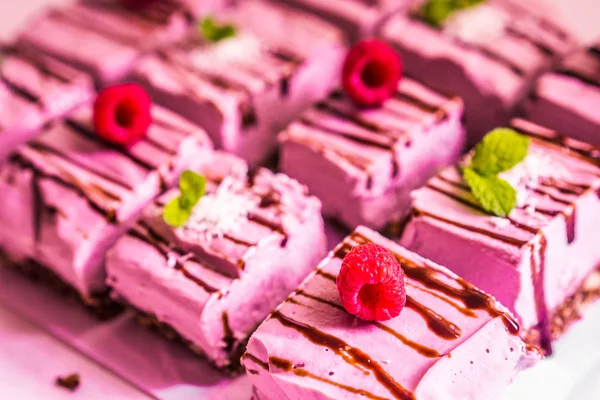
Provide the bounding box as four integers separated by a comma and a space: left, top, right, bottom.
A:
163, 170, 206, 227
199, 17, 237, 43
463, 168, 516, 217
163, 197, 192, 228
179, 170, 206, 206
420, 0, 485, 27
470, 128, 531, 176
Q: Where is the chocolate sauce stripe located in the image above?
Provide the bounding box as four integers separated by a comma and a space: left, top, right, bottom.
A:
10, 152, 118, 223
556, 67, 600, 89
293, 290, 443, 358
529, 235, 552, 354
298, 117, 395, 150
5, 47, 73, 84
130, 223, 223, 293
475, 46, 525, 76
413, 207, 528, 247
512, 124, 600, 166
314, 101, 401, 137
406, 296, 461, 340
248, 353, 388, 400
408, 283, 477, 317
393, 92, 445, 115
247, 212, 288, 244
266, 47, 305, 67
0, 74, 42, 105
272, 311, 416, 400
64, 119, 156, 171
51, 9, 139, 48
505, 26, 555, 56
425, 182, 540, 234
29, 141, 134, 190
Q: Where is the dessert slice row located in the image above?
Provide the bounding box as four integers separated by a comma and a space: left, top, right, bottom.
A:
242, 227, 542, 400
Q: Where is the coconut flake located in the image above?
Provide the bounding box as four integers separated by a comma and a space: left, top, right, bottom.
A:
488, 216, 511, 229
178, 176, 259, 241
191, 33, 262, 70
443, 5, 509, 46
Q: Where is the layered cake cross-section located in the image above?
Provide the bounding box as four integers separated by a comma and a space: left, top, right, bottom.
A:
242, 226, 541, 400
379, 0, 576, 144
0, 44, 93, 160
132, 0, 345, 166
524, 42, 600, 145
17, 0, 193, 87
271, 0, 405, 43
278, 80, 465, 231
106, 151, 326, 369
400, 119, 600, 354
0, 101, 213, 311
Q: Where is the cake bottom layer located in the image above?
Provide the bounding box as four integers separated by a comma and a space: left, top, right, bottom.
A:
135, 311, 247, 375
525, 267, 600, 350
0, 251, 122, 320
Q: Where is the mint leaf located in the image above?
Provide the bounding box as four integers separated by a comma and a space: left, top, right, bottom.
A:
421, 0, 485, 27
179, 170, 206, 206
199, 17, 237, 43
163, 197, 192, 228
470, 128, 530, 176
463, 168, 516, 217
163, 170, 206, 227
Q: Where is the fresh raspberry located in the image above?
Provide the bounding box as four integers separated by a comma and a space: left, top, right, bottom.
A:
93, 83, 152, 147
337, 243, 406, 321
342, 39, 402, 108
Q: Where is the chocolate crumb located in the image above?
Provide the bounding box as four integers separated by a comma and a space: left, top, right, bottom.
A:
329, 372, 334, 376
293, 363, 305, 369
56, 373, 80, 391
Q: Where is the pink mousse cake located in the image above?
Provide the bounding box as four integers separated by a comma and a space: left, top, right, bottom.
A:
271, 0, 404, 42
132, 0, 345, 166
379, 0, 576, 144
279, 81, 465, 231
400, 118, 600, 354
105, 151, 326, 369
524, 43, 600, 145
17, 0, 193, 87
0, 104, 212, 308
0, 44, 93, 160
242, 226, 541, 399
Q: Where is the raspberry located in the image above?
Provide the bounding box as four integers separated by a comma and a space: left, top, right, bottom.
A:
337, 243, 406, 321
93, 83, 152, 147
342, 39, 402, 108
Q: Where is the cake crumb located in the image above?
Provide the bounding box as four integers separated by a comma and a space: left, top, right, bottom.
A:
56, 373, 80, 391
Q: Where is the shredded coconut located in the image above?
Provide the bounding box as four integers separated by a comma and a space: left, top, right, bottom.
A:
443, 5, 509, 46
178, 176, 259, 241
382, 359, 392, 364
191, 33, 262, 70
488, 216, 511, 229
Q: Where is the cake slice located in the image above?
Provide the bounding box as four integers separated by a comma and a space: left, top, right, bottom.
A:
523, 43, 600, 145
278, 80, 465, 231
17, 0, 193, 87
400, 118, 600, 354
132, 0, 345, 166
271, 0, 404, 42
242, 226, 541, 400
379, 0, 576, 144
105, 151, 326, 369
0, 44, 93, 160
0, 103, 212, 311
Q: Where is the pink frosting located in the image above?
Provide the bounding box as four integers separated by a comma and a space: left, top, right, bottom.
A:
243, 226, 540, 399
18, 0, 191, 87
378, 0, 576, 144
0, 104, 213, 296
0, 45, 93, 160
279, 78, 466, 230
132, 0, 346, 166
106, 152, 326, 367
400, 118, 600, 352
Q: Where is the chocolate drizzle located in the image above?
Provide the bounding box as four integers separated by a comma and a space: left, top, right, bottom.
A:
406, 296, 461, 340
530, 234, 552, 354
222, 312, 235, 352
0, 75, 42, 105
272, 311, 416, 400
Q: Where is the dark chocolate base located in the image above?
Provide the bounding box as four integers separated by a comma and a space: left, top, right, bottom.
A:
1, 252, 123, 320
136, 312, 247, 375
525, 267, 600, 353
